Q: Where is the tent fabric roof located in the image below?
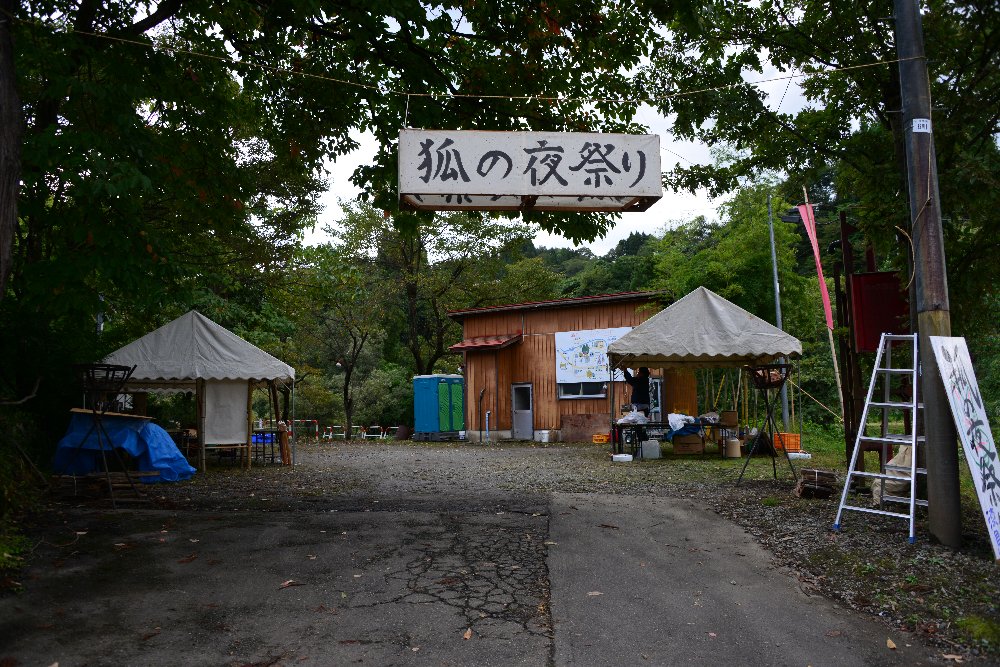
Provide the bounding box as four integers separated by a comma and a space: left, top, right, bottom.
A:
103, 310, 295, 386
607, 287, 802, 369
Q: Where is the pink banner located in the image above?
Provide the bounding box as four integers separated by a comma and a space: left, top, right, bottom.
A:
798, 204, 834, 330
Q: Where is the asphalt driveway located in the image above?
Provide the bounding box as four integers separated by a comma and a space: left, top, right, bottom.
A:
1, 444, 942, 666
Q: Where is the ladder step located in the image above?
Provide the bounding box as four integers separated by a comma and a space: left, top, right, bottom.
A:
850, 471, 913, 481
840, 504, 911, 519
883, 334, 917, 342
859, 435, 925, 444
882, 495, 929, 507
876, 367, 916, 374
869, 401, 923, 409
885, 464, 927, 474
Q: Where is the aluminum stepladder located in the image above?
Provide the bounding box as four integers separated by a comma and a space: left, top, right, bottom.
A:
833, 333, 925, 543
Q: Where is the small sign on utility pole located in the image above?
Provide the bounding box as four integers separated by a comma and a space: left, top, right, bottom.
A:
930, 336, 1000, 561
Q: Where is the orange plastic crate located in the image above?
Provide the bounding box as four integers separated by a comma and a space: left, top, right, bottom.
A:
774, 432, 801, 452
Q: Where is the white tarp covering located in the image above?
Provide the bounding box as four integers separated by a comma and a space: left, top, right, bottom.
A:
204, 380, 249, 444
104, 310, 294, 387
607, 287, 802, 369
399, 130, 661, 212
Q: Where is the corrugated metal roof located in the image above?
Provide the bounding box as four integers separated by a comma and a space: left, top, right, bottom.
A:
448, 333, 523, 352
448, 291, 661, 320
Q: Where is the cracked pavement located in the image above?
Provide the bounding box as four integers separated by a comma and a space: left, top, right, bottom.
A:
1, 442, 945, 666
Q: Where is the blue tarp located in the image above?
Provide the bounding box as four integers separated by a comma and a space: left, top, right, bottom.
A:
665, 424, 703, 442
54, 413, 197, 483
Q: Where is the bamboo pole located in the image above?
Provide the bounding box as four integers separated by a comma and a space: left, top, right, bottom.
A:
803, 186, 845, 420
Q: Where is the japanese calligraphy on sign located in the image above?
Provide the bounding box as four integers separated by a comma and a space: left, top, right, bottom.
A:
399, 130, 661, 212
929, 336, 1000, 560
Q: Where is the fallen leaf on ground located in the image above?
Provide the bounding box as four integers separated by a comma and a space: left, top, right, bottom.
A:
941, 654, 964, 663
587, 591, 603, 596
141, 627, 161, 641
177, 553, 198, 564
279, 579, 304, 589
463, 628, 473, 640
411, 647, 420, 652
886, 638, 897, 650
825, 630, 843, 638
307, 555, 317, 560
598, 524, 620, 530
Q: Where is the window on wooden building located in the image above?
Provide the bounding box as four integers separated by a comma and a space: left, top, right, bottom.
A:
557, 382, 607, 399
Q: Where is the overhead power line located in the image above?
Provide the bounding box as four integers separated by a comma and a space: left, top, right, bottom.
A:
68, 28, 921, 107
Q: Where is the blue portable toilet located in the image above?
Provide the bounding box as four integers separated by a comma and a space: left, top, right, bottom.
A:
413, 374, 465, 440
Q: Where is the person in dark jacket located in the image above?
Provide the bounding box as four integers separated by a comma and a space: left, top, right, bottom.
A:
623, 367, 651, 415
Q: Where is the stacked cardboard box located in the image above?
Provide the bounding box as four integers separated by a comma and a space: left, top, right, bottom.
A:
673, 434, 704, 455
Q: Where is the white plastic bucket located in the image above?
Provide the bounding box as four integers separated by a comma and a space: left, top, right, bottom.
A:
612, 453, 633, 463
725, 438, 742, 458
641, 440, 661, 459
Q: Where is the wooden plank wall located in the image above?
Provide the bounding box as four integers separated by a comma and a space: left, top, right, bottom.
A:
460, 300, 661, 432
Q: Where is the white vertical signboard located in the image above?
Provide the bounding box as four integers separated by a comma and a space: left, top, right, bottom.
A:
930, 336, 1000, 560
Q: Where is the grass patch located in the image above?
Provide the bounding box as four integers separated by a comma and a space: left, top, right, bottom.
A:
956, 615, 1000, 646
761, 496, 781, 507
0, 526, 31, 573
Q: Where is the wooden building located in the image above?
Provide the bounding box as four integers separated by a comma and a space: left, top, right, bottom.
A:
448, 292, 697, 442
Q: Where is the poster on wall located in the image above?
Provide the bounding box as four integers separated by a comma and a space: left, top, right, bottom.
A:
929, 336, 1000, 561
554, 327, 633, 383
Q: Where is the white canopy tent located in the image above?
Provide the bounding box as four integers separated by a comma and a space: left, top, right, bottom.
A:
103, 310, 296, 469
607, 286, 802, 369
607, 287, 803, 441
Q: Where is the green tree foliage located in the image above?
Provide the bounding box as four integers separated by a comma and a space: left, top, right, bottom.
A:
330, 202, 541, 375
569, 251, 657, 297
655, 185, 813, 335
640, 0, 999, 337
651, 185, 842, 422
294, 245, 386, 435
0, 0, 681, 472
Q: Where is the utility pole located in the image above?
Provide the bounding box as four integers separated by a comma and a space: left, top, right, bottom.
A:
894, 0, 961, 547
766, 193, 790, 431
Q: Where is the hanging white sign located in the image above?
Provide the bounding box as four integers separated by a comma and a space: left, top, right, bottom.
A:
399, 130, 661, 212
555, 327, 632, 383
929, 336, 1000, 561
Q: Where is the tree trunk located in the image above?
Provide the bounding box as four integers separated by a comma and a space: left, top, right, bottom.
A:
0, 0, 22, 298
342, 366, 353, 438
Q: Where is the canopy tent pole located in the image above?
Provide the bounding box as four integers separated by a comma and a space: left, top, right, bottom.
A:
244, 381, 253, 469
608, 359, 616, 451
197, 378, 206, 472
